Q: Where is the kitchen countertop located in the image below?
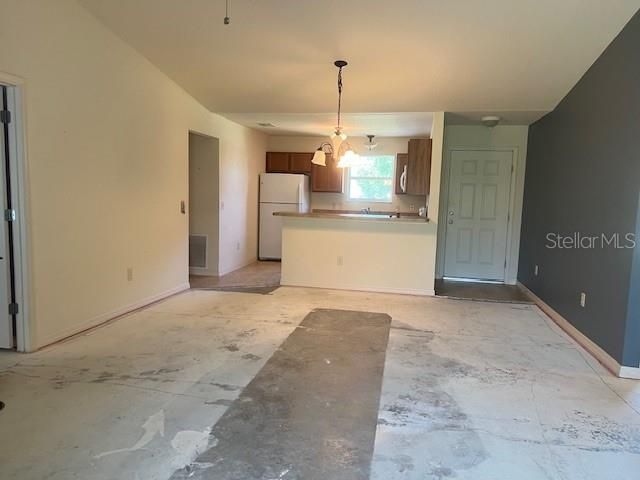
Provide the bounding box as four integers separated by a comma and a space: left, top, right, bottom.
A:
273, 211, 429, 223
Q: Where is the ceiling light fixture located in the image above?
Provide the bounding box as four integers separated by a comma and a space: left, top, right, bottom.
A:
481, 115, 501, 127
223, 0, 231, 24
364, 135, 378, 150
311, 61, 359, 168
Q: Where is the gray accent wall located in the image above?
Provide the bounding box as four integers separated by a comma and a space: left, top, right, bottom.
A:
519, 10, 640, 367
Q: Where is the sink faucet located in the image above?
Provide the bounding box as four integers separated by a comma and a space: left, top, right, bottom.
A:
361, 207, 371, 214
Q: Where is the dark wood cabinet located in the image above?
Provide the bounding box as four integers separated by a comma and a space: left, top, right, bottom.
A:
289, 153, 313, 174
266, 151, 342, 192
311, 153, 343, 193
395, 153, 409, 195
406, 139, 432, 195
266, 152, 291, 173
266, 152, 313, 174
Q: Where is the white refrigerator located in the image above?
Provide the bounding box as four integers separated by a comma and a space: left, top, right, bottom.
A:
259, 173, 310, 260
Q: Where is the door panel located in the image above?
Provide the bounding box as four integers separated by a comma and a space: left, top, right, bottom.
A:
0, 88, 12, 348
444, 150, 513, 281
259, 203, 298, 260
289, 153, 313, 174
265, 152, 290, 173
260, 173, 303, 204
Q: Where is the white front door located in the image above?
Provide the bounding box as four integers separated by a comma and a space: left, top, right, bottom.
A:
0, 87, 13, 348
443, 150, 513, 281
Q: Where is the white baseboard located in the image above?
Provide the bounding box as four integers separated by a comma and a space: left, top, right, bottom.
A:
280, 281, 434, 297
518, 282, 640, 380
619, 366, 640, 380
33, 283, 191, 351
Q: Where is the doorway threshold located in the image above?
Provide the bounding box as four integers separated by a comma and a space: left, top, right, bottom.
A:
435, 279, 532, 304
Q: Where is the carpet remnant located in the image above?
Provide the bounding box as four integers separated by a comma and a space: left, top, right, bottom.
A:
171, 308, 391, 480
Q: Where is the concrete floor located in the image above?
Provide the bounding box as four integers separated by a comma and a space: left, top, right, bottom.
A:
1, 287, 639, 479
436, 279, 532, 303
189, 261, 281, 291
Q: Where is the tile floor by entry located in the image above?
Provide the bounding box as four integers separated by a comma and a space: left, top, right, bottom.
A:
189, 261, 281, 291
0, 287, 639, 479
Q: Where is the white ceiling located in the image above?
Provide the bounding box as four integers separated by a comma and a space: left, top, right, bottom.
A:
80, 0, 639, 129
223, 112, 434, 136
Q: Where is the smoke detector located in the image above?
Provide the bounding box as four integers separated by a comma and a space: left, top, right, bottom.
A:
481, 116, 501, 127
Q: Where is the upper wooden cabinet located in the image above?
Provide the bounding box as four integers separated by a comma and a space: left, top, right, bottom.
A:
266, 152, 313, 174
311, 153, 343, 193
265, 151, 342, 192
289, 153, 313, 174
266, 152, 291, 173
406, 138, 432, 195
395, 153, 409, 195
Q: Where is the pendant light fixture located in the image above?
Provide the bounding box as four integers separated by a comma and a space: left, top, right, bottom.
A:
311, 61, 359, 168
364, 135, 378, 150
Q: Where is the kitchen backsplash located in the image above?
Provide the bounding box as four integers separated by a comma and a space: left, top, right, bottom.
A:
311, 192, 427, 213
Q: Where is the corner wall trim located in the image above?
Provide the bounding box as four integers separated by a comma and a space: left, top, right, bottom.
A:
518, 281, 640, 380
32, 283, 191, 352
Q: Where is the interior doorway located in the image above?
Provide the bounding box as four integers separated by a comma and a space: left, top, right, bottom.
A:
0, 81, 27, 351
188, 132, 220, 278
442, 149, 514, 282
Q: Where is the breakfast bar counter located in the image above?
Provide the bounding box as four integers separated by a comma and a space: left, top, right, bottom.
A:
276, 210, 437, 296
273, 211, 429, 223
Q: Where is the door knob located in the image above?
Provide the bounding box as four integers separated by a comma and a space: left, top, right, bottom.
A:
449, 211, 454, 216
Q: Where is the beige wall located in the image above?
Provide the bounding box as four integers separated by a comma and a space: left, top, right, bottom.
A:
267, 136, 427, 212
189, 133, 219, 276
0, 0, 266, 349
281, 218, 436, 295
437, 124, 529, 283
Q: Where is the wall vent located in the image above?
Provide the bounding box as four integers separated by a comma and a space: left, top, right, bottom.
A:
189, 234, 207, 268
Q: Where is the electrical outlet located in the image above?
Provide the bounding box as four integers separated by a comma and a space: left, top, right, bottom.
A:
337, 255, 343, 266
409, 204, 415, 212
580, 292, 586, 308
127, 267, 133, 281
534, 265, 539, 276
236, 241, 240, 251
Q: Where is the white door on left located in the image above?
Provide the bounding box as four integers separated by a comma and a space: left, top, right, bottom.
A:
443, 149, 513, 281
0, 88, 12, 348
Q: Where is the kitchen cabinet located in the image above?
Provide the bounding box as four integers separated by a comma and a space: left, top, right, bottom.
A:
266, 152, 291, 173
406, 138, 432, 195
266, 152, 313, 174
289, 153, 313, 174
395, 153, 409, 195
311, 153, 343, 193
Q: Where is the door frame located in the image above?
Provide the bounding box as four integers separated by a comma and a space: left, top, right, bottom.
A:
436, 146, 521, 284
0, 72, 31, 352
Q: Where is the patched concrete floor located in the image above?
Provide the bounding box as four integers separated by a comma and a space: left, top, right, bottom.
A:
0, 287, 639, 479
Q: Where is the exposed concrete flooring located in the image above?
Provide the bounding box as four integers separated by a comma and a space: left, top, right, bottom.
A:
0, 287, 639, 479
172, 309, 391, 479
436, 279, 532, 304
189, 261, 281, 291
